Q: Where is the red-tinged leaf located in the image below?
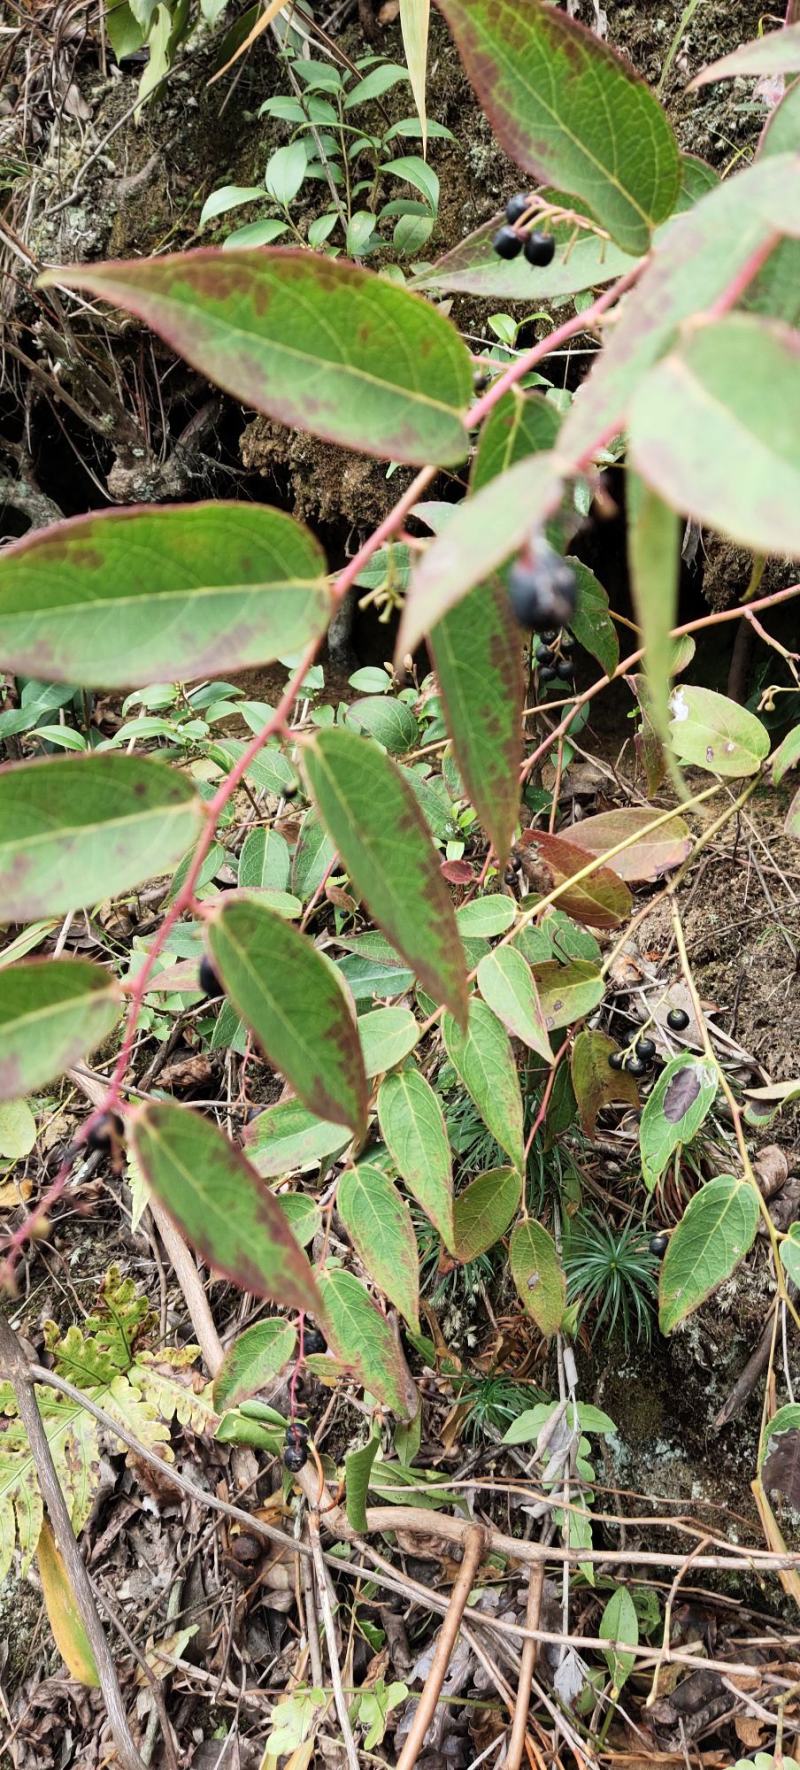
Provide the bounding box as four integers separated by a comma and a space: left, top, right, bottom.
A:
440, 859, 473, 884
452, 1166, 521, 1262
338, 1163, 420, 1332
509, 1219, 565, 1337
435, 0, 679, 255
131, 1103, 322, 1315
530, 959, 606, 1030
429, 576, 524, 865
570, 1029, 638, 1137
690, 23, 800, 88
0, 503, 330, 689
41, 249, 472, 467
208, 896, 368, 1137
317, 1268, 418, 1417
377, 1067, 455, 1251
396, 454, 563, 657
564, 808, 691, 883
517, 830, 631, 929
301, 727, 469, 1023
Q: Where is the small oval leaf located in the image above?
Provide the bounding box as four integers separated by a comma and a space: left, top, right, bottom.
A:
477, 947, 552, 1062
658, 1176, 759, 1334
509, 1219, 565, 1337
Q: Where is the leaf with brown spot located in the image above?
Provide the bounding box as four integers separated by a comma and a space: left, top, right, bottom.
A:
640, 1054, 718, 1191
517, 830, 631, 929
509, 1219, 565, 1337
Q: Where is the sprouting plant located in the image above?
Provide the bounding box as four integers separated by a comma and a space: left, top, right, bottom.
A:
453, 1371, 547, 1443
563, 1215, 659, 1349
412, 1205, 495, 1310
200, 53, 451, 257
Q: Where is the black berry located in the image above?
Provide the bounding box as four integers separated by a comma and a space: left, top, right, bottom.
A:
649, 1233, 668, 1257
86, 1112, 123, 1152
559, 632, 575, 651
283, 1440, 308, 1473
556, 658, 574, 680
537, 647, 555, 667
524, 230, 556, 268
285, 1420, 309, 1446
507, 547, 578, 632
198, 955, 221, 997
506, 192, 531, 225
282, 780, 299, 800
302, 1328, 327, 1356
608, 1051, 625, 1071
493, 225, 523, 260
667, 1008, 690, 1032
538, 664, 557, 683
635, 1037, 656, 1061
540, 629, 558, 643
625, 1056, 647, 1078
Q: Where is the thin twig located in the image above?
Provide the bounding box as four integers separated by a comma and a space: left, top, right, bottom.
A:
307, 1509, 360, 1770
507, 1564, 544, 1770
396, 1525, 486, 1770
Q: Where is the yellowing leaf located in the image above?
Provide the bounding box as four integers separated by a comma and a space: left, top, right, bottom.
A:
36, 1520, 100, 1687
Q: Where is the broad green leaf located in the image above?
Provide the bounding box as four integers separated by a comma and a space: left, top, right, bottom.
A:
265, 140, 308, 205
301, 728, 468, 1022
567, 808, 690, 883
509, 1219, 565, 1337
471, 391, 561, 492
570, 1029, 638, 1136
430, 576, 524, 864
504, 1399, 617, 1443
338, 1164, 420, 1331
0, 1098, 36, 1159
413, 215, 636, 299
37, 1521, 99, 1688
357, 1006, 420, 1077
630, 315, 800, 560
238, 827, 291, 892
347, 696, 418, 754
0, 503, 330, 688
690, 23, 800, 87
0, 960, 121, 1100
0, 754, 203, 924
627, 475, 680, 771
131, 1103, 322, 1314
452, 1165, 521, 1261
436, 0, 679, 255
199, 183, 263, 225
476, 947, 552, 1062
568, 561, 619, 677
668, 684, 770, 779
640, 1053, 718, 1192
558, 155, 800, 468
377, 1068, 455, 1250
455, 895, 516, 937
291, 809, 336, 902
211, 1320, 296, 1412
336, 940, 416, 1002
600, 1587, 638, 1694
383, 155, 439, 211
517, 830, 631, 929
400, 0, 430, 151
530, 959, 605, 1030
658, 1175, 759, 1334
317, 1269, 417, 1417
42, 250, 472, 467
443, 999, 525, 1171
345, 1432, 380, 1533
771, 725, 800, 786
396, 455, 563, 654
208, 897, 368, 1136
780, 1223, 800, 1288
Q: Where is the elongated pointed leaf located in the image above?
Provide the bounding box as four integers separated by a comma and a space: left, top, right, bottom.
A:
640, 1054, 718, 1192
377, 1067, 455, 1250
212, 1319, 296, 1412
0, 504, 330, 689
41, 249, 472, 467
530, 959, 605, 1030
132, 1103, 322, 1313
570, 1029, 638, 1137
517, 830, 631, 929
429, 576, 524, 864
443, 999, 524, 1171
400, 0, 430, 151
357, 1006, 420, 1078
245, 1099, 349, 1177
476, 947, 552, 1062
0, 754, 203, 924
630, 314, 800, 560
453, 1165, 521, 1261
627, 475, 680, 773
567, 808, 690, 883
345, 1432, 381, 1533
37, 1521, 99, 1688
317, 1269, 417, 1417
338, 1163, 420, 1331
413, 214, 636, 300
690, 23, 800, 88
509, 1219, 565, 1337
668, 684, 770, 779
397, 454, 563, 656
301, 727, 468, 1022
600, 1588, 638, 1694
436, 0, 680, 255
659, 1175, 759, 1334
0, 959, 121, 1100
208, 896, 368, 1136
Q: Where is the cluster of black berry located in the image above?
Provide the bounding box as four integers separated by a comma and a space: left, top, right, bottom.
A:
608, 1008, 690, 1079
283, 1420, 310, 1473
493, 193, 556, 267
537, 630, 575, 685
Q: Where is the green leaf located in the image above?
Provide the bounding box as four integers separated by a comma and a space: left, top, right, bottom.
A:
412, 214, 636, 300
301, 727, 469, 1022
568, 560, 619, 677
436, 0, 679, 255
347, 696, 418, 754
383, 155, 439, 212
244, 1097, 348, 1181
0, 754, 203, 924
37, 1520, 100, 1688
208, 897, 368, 1136
570, 1029, 638, 1137
627, 476, 680, 769
430, 577, 524, 864
668, 684, 770, 779
690, 23, 800, 87
630, 314, 800, 561
42, 250, 472, 467
786, 787, 800, 839
476, 947, 552, 1062
292, 809, 336, 902
357, 1006, 420, 1077
0, 959, 121, 1101
265, 141, 308, 204
518, 830, 631, 929
509, 1219, 565, 1337
759, 75, 800, 158
211, 1320, 296, 1412
443, 999, 525, 1171
558, 154, 800, 467
504, 1399, 617, 1443
780, 1223, 800, 1288
640, 1053, 718, 1192
131, 1102, 322, 1314
471, 390, 561, 493
529, 959, 605, 1031
0, 1098, 36, 1159
452, 1165, 521, 1261
377, 1068, 455, 1250
600, 1587, 638, 1694
396, 455, 563, 654
345, 1432, 380, 1533
317, 1269, 417, 1417
199, 184, 263, 225
771, 725, 800, 786
238, 827, 291, 892
0, 503, 330, 689
400, 0, 430, 151
338, 1164, 420, 1331
658, 1175, 759, 1334
455, 896, 516, 937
